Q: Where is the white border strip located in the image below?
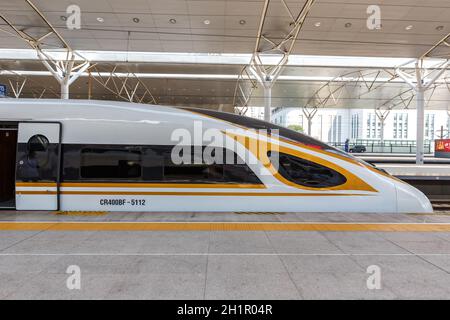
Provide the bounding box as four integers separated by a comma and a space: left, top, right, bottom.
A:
0, 49, 447, 68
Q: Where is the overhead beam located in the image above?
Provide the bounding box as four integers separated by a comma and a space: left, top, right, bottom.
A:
0, 0, 89, 99
0, 69, 59, 98
303, 68, 398, 110
87, 64, 157, 105
420, 32, 450, 60
233, 0, 316, 120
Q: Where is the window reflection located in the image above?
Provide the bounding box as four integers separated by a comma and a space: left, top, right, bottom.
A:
269, 151, 347, 188
16, 134, 58, 182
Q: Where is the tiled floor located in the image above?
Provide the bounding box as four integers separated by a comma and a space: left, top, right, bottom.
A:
0, 211, 449, 299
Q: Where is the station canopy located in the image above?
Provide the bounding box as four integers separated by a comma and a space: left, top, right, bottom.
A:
0, 0, 449, 111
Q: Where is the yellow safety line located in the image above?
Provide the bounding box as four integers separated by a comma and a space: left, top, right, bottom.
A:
0, 222, 449, 232
15, 190, 370, 196
54, 211, 107, 216
16, 182, 266, 189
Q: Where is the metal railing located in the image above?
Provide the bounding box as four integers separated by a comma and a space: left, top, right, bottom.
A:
354, 139, 434, 146
329, 142, 433, 154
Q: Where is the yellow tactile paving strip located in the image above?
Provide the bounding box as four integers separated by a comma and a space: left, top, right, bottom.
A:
1, 221, 450, 232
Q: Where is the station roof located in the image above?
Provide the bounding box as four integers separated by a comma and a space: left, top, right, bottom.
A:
2, 0, 450, 57
0, 0, 449, 111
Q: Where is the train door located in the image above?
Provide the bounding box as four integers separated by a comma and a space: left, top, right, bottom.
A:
15, 122, 61, 210
0, 124, 18, 209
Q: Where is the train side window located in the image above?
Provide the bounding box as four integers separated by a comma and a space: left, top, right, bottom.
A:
16, 134, 58, 182
80, 148, 142, 180
142, 145, 262, 184
142, 146, 164, 181
268, 151, 347, 188
63, 144, 262, 184
164, 147, 262, 184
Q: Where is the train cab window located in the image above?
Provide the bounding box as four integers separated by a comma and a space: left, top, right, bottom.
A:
80, 148, 142, 180
268, 151, 346, 188
16, 134, 58, 182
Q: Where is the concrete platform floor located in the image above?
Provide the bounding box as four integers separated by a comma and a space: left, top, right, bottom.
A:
0, 211, 450, 299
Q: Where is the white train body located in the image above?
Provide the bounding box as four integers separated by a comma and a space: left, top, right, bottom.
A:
0, 99, 432, 213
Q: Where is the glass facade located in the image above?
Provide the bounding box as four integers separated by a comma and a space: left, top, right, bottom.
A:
425, 114, 435, 140
393, 113, 408, 139
351, 114, 359, 139
366, 113, 380, 139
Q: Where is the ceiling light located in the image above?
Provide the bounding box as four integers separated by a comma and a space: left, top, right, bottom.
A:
405, 25, 413, 30
169, 18, 177, 24
203, 19, 211, 25
60, 16, 67, 21
314, 22, 321, 27
133, 17, 140, 23
436, 25, 444, 31
96, 17, 104, 23
239, 19, 246, 25
345, 22, 352, 28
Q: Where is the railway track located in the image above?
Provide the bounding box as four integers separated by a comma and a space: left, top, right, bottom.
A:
431, 199, 450, 211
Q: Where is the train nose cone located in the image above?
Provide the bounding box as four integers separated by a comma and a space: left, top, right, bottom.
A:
396, 182, 433, 213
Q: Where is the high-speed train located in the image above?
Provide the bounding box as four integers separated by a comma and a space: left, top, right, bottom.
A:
0, 99, 432, 213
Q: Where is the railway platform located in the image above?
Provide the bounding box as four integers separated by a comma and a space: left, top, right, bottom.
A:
374, 164, 450, 201
357, 154, 450, 165
1, 210, 450, 299
377, 164, 450, 180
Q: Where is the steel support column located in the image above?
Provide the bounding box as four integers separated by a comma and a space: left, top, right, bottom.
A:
302, 107, 317, 136
379, 119, 385, 146
307, 118, 312, 136
60, 82, 69, 100
416, 88, 425, 164
396, 60, 448, 164
375, 109, 390, 150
